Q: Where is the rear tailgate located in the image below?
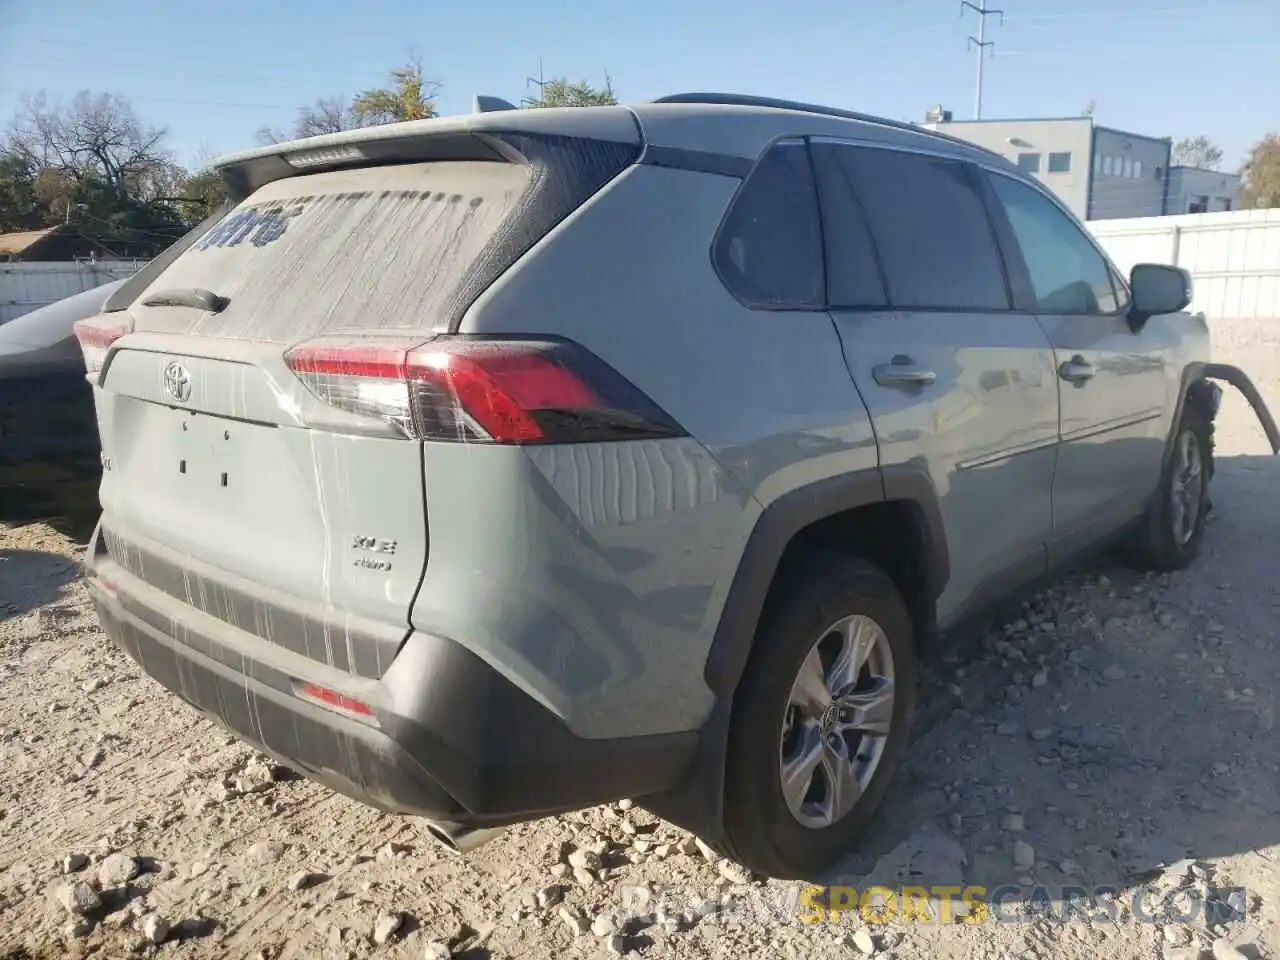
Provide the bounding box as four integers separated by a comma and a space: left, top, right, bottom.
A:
81, 121, 641, 678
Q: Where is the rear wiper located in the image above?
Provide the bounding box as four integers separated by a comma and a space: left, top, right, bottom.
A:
141, 288, 230, 313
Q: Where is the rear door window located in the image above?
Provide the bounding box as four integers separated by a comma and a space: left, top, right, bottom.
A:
809, 142, 888, 308
713, 140, 824, 310
132, 161, 533, 342
830, 146, 1010, 311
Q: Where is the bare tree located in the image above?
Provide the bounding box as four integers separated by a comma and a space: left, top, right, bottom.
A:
255, 96, 364, 146
8, 91, 173, 193
253, 125, 289, 146
295, 97, 358, 137
1172, 136, 1224, 171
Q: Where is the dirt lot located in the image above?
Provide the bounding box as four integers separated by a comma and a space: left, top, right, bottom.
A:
2, 317, 1279, 960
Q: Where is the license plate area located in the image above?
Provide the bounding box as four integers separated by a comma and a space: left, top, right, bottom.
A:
166, 407, 264, 493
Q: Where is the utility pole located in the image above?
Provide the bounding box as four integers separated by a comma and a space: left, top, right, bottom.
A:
521, 58, 547, 108
962, 0, 1003, 120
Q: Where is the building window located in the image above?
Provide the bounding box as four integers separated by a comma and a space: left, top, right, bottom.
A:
1122, 158, 1133, 178
1189, 195, 1209, 214
1133, 160, 1143, 179
1093, 152, 1102, 171
1017, 153, 1041, 173
1102, 156, 1114, 176
1047, 152, 1072, 173
1222, 199, 1233, 211
1155, 166, 1163, 180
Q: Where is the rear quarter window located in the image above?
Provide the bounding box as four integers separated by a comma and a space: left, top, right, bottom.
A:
713, 140, 825, 310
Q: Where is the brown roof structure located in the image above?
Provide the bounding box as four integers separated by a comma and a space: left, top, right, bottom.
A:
0, 225, 108, 262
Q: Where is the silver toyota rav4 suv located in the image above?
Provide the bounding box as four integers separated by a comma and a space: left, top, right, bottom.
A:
76, 93, 1278, 879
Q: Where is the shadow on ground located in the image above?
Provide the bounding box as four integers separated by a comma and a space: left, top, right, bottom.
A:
813, 453, 1280, 913
0, 548, 82, 621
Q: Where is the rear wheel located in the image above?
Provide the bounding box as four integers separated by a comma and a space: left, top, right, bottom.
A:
719, 554, 916, 879
1128, 406, 1212, 572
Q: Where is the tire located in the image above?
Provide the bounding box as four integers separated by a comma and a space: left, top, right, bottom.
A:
1128, 404, 1213, 572
719, 552, 917, 880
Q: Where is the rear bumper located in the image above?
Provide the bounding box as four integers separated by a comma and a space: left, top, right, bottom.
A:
84, 522, 697, 828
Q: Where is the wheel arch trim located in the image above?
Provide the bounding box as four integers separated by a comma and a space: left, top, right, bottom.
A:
643, 462, 949, 843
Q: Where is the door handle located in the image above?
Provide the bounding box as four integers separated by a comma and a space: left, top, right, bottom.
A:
1058, 355, 1096, 383
873, 355, 937, 388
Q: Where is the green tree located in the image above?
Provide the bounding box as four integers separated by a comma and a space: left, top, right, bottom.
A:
1241, 132, 1280, 209
0, 149, 45, 231
351, 61, 440, 125
527, 76, 616, 108
1172, 136, 1224, 170
179, 168, 228, 219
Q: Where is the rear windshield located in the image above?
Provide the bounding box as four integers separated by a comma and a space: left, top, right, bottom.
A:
131, 161, 532, 342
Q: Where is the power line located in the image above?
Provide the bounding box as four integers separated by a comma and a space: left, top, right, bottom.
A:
961, 0, 1004, 120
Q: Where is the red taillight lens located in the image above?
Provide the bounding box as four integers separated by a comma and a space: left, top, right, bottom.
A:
72, 319, 129, 378
284, 336, 685, 445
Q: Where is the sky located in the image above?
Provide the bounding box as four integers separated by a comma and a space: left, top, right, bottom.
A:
1, 0, 1276, 171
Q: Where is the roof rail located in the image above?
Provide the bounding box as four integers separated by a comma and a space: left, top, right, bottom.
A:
651, 92, 1008, 162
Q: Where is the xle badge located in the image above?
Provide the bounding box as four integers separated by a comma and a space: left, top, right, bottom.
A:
351, 535, 396, 572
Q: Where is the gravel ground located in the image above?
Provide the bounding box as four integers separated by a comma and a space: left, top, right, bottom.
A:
2, 316, 1278, 960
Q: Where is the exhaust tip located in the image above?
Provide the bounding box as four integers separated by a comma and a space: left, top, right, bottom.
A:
424, 822, 461, 853
421, 819, 507, 855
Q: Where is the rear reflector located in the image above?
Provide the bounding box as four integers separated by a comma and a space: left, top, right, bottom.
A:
297, 682, 375, 717
284, 336, 685, 445
72, 319, 130, 378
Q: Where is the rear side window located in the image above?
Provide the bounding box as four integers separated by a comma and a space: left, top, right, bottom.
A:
833, 147, 1010, 311
988, 173, 1119, 314
713, 140, 824, 309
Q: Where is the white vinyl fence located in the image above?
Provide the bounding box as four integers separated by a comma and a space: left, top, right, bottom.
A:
1089, 208, 1280, 320
0, 261, 144, 324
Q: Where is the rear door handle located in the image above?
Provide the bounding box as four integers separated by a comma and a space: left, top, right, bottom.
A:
1058, 355, 1096, 383
873, 355, 937, 388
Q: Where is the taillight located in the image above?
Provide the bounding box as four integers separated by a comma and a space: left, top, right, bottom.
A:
284, 335, 685, 444
72, 319, 130, 379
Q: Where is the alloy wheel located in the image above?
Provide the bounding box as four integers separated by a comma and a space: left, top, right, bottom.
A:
778, 614, 895, 829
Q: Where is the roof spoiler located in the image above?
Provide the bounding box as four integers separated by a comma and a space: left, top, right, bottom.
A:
473, 95, 518, 114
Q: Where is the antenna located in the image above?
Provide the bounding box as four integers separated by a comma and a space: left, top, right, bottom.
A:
961, 0, 1004, 120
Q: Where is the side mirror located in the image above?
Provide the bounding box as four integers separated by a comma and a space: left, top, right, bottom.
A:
1128, 263, 1192, 329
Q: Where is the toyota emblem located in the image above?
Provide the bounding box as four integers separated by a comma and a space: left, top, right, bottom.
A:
162, 361, 192, 403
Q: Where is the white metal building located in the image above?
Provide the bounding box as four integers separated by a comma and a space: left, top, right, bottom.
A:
921, 112, 1177, 222
1165, 166, 1242, 214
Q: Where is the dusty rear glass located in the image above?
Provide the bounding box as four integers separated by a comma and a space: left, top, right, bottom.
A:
131, 160, 532, 342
